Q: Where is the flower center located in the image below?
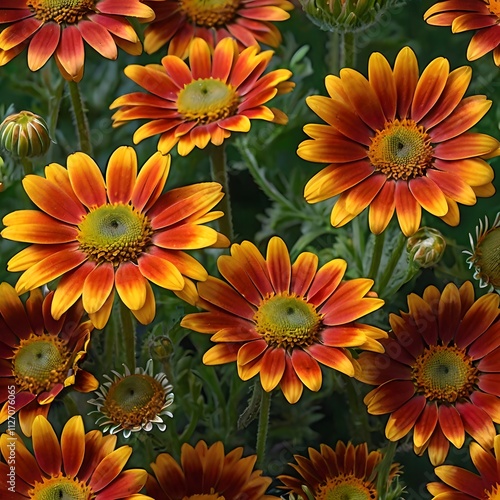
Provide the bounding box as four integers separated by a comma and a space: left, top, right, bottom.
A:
29, 474, 93, 500
486, 483, 500, 499
12, 334, 71, 394
315, 475, 376, 500
187, 496, 224, 500
487, 1, 500, 17
253, 293, 322, 349
102, 374, 167, 429
368, 119, 434, 180
177, 78, 240, 125
27, 0, 95, 24
77, 204, 153, 266
475, 227, 500, 288
178, 0, 240, 27
412, 345, 479, 403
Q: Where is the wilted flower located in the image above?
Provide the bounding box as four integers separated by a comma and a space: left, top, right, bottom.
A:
407, 226, 446, 269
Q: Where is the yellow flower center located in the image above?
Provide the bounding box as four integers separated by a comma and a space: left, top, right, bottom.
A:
315, 475, 376, 500
486, 483, 500, 499
29, 474, 92, 500
177, 78, 240, 125
102, 374, 167, 429
487, 1, 500, 18
12, 333, 71, 394
412, 345, 478, 403
368, 119, 434, 180
77, 204, 153, 266
253, 293, 322, 349
27, 0, 95, 24
188, 495, 224, 500
474, 226, 500, 289
179, 0, 240, 27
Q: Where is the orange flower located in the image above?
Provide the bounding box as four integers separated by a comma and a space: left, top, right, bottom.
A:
1, 146, 228, 329
0, 0, 154, 82
0, 283, 97, 437
181, 236, 387, 404
357, 282, 500, 466
142, 0, 293, 59
428, 434, 500, 499
298, 46, 499, 237
0, 415, 152, 499
425, 1, 500, 66
278, 441, 400, 498
110, 37, 294, 156
146, 440, 278, 499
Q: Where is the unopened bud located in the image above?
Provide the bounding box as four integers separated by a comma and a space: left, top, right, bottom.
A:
407, 227, 446, 269
0, 111, 52, 158
149, 335, 174, 364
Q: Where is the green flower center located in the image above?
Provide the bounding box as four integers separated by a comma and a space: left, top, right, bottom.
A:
177, 78, 240, 125
476, 227, 500, 288
368, 119, 434, 180
77, 204, 153, 266
30, 475, 92, 500
13, 334, 70, 394
103, 374, 166, 429
253, 293, 322, 349
27, 0, 95, 24
179, 0, 241, 27
412, 345, 479, 403
316, 475, 376, 500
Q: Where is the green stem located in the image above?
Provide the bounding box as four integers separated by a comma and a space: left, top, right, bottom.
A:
327, 30, 341, 75
377, 232, 407, 295
67, 80, 92, 155
344, 377, 372, 446
255, 387, 271, 469
376, 439, 398, 499
21, 157, 33, 175
209, 144, 234, 242
368, 232, 385, 281
340, 31, 357, 69
351, 217, 365, 274
120, 301, 136, 371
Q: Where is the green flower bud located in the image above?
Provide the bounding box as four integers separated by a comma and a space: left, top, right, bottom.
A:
298, 0, 404, 33
148, 335, 174, 364
0, 111, 52, 158
407, 227, 446, 269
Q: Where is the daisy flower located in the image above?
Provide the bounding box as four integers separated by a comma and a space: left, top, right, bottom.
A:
0, 0, 154, 81
142, 0, 293, 58
357, 281, 500, 465
181, 236, 387, 404
424, 0, 500, 66
146, 440, 278, 499
110, 37, 294, 156
88, 359, 174, 438
298, 46, 499, 237
0, 282, 97, 437
0, 415, 152, 499
1, 146, 228, 329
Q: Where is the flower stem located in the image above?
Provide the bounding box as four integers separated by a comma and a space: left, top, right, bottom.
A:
327, 30, 341, 74
256, 386, 271, 469
375, 439, 398, 498
67, 80, 92, 155
21, 157, 33, 176
377, 232, 407, 295
340, 31, 357, 69
120, 301, 136, 371
209, 144, 234, 242
369, 232, 385, 281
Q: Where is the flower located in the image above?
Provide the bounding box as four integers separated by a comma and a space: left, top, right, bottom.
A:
1, 146, 228, 329
88, 359, 174, 438
181, 236, 387, 404
424, 0, 500, 66
428, 434, 500, 499
278, 441, 400, 499
357, 281, 500, 466
0, 282, 97, 437
0, 0, 154, 82
407, 226, 447, 269
142, 0, 293, 59
0, 415, 152, 499
464, 212, 500, 293
146, 440, 278, 499
298, 46, 499, 237
110, 37, 294, 156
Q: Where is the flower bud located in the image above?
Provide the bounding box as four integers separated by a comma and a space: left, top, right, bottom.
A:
407, 227, 446, 269
0, 111, 52, 158
148, 335, 174, 364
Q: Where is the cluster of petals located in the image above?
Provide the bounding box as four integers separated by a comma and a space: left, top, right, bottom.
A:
181, 236, 387, 404
0, 0, 154, 81
110, 37, 294, 156
0, 415, 151, 499
357, 281, 500, 465
142, 0, 294, 58
1, 146, 228, 329
425, 0, 500, 66
298, 46, 499, 237
0, 283, 97, 437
